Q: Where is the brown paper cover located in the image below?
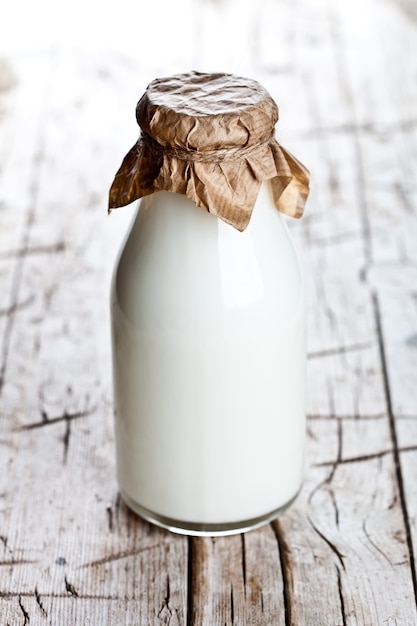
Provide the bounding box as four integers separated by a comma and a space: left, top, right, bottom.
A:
109, 72, 309, 231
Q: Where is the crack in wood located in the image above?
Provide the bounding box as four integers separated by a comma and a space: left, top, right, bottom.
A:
240, 534, 246, 596
80, 544, 157, 568
373, 293, 417, 603
34, 586, 47, 616
64, 576, 78, 597
306, 424, 318, 442
308, 413, 386, 421
272, 520, 294, 626
362, 520, 393, 566
315, 445, 417, 467
62, 417, 71, 465
18, 596, 30, 625
393, 181, 416, 215
308, 516, 346, 570
308, 342, 373, 360
18, 408, 95, 431
336, 565, 347, 626
329, 488, 340, 528
308, 401, 344, 504
326, 417, 343, 485
0, 242, 66, 260
230, 583, 234, 624
0, 591, 116, 600
308, 381, 343, 503
0, 559, 37, 566
106, 506, 113, 532
186, 537, 194, 626
157, 574, 172, 619
0, 295, 35, 317
0, 254, 26, 397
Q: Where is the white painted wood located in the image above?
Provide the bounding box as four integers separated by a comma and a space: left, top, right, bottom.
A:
0, 0, 416, 623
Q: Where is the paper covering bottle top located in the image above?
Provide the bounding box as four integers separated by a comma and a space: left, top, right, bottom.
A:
109, 71, 310, 231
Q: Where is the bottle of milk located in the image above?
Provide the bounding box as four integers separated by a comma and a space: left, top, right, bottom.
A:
109, 71, 310, 536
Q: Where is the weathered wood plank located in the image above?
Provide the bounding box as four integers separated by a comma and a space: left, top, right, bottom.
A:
0, 54, 55, 400
269, 0, 417, 622
0, 49, 188, 626
1, 0, 417, 623
1, 595, 186, 626
337, 0, 417, 606
189, 530, 285, 626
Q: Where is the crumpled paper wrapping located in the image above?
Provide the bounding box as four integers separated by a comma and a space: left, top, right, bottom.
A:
109, 71, 310, 231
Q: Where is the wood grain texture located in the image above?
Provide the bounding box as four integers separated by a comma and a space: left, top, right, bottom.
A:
0, 0, 416, 623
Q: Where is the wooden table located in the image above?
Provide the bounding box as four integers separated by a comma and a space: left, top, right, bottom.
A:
1, 0, 416, 623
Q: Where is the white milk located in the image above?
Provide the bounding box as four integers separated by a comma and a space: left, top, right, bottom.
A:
111, 182, 306, 534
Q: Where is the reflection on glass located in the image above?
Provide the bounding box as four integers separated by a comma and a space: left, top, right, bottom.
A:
217, 218, 264, 309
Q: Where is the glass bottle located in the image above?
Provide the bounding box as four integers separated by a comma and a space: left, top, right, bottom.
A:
109, 72, 309, 535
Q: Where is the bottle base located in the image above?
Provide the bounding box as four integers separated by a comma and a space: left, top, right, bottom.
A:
120, 488, 301, 537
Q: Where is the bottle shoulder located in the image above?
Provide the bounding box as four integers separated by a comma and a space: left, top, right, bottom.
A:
122, 183, 301, 266
112, 183, 304, 332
